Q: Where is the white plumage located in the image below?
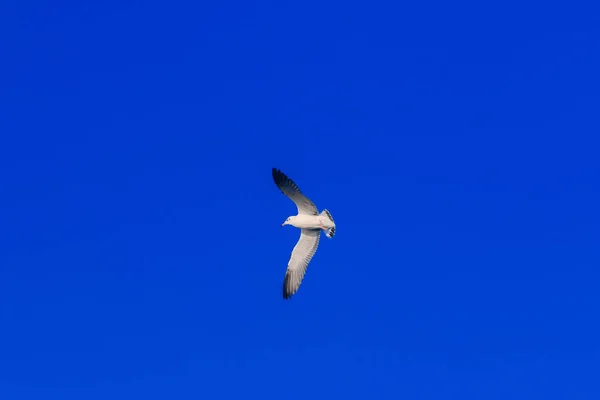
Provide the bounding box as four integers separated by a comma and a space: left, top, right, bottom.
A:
272, 168, 336, 299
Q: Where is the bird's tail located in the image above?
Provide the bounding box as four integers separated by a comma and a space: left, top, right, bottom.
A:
320, 209, 336, 238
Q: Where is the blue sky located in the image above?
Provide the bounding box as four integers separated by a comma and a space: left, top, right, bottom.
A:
1, 1, 599, 398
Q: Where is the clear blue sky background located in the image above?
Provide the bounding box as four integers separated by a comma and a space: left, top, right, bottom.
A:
1, 1, 599, 399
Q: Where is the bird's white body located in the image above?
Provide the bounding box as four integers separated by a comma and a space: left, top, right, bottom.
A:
283, 214, 335, 230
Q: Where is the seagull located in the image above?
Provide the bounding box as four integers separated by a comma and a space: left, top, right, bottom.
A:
272, 168, 336, 299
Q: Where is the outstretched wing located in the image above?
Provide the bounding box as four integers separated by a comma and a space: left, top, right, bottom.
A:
283, 229, 320, 299
272, 168, 318, 215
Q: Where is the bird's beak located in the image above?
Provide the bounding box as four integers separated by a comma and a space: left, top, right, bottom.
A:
281, 222, 285, 226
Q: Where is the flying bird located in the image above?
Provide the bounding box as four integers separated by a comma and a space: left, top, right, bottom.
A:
272, 168, 336, 299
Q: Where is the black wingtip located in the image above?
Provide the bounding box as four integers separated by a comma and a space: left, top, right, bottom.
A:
282, 270, 294, 300
272, 168, 283, 179
272, 168, 290, 191
272, 168, 300, 192
272, 167, 280, 181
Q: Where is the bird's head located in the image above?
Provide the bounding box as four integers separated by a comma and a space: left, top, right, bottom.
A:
282, 216, 295, 226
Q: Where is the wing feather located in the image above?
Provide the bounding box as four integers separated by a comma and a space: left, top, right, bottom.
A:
272, 168, 318, 215
283, 229, 320, 299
